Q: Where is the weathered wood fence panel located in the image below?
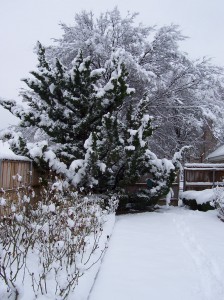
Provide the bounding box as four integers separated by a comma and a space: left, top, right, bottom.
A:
0, 160, 32, 191
0, 159, 42, 217
184, 163, 224, 191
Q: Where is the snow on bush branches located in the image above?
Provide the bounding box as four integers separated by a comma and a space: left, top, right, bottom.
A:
212, 186, 224, 221
0, 180, 117, 299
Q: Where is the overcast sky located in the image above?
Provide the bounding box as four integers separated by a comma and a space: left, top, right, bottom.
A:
0, 0, 224, 129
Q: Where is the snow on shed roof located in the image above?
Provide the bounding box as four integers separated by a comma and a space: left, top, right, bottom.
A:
206, 145, 224, 161
0, 141, 31, 161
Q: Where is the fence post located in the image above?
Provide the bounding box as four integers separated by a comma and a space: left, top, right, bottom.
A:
0, 159, 2, 190
213, 170, 215, 187
30, 161, 33, 186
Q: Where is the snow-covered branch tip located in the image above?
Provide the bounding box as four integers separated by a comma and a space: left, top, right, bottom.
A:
172, 145, 193, 169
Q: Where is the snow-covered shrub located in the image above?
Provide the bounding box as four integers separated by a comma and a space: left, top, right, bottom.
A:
117, 147, 188, 213
180, 189, 216, 212
180, 187, 224, 216
117, 189, 157, 213
0, 187, 36, 300
0, 180, 113, 299
212, 186, 224, 221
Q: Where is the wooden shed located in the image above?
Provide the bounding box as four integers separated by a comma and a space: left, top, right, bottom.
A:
206, 145, 224, 163
183, 163, 224, 191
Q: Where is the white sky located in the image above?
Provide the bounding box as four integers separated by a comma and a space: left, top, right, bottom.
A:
0, 0, 224, 129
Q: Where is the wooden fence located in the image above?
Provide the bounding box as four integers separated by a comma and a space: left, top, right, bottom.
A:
184, 163, 224, 191
0, 158, 44, 217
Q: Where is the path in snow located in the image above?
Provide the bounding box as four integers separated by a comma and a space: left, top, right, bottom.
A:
89, 208, 224, 300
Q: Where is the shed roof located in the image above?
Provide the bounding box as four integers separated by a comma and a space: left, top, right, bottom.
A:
0, 141, 31, 161
206, 145, 224, 162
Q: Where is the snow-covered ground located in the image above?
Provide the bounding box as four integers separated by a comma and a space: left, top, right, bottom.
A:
89, 207, 224, 300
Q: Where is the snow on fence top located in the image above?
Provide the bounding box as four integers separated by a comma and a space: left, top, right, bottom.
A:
184, 163, 224, 170
0, 141, 30, 161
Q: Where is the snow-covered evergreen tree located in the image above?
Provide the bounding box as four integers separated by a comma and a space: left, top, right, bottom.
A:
1, 43, 166, 192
